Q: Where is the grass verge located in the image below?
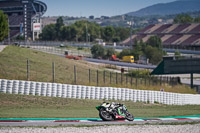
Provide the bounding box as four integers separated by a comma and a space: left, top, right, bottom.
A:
0, 93, 199, 118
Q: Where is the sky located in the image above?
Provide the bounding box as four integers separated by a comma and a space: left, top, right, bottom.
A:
42, 0, 177, 17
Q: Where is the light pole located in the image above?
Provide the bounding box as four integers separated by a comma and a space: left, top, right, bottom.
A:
8, 17, 10, 45
127, 21, 134, 47
88, 33, 90, 44
85, 23, 88, 43
76, 35, 78, 42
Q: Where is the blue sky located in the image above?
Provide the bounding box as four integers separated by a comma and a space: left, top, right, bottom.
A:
42, 0, 177, 17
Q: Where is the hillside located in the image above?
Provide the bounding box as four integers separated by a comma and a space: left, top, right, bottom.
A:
126, 0, 200, 17
0, 45, 196, 94
0, 45, 101, 85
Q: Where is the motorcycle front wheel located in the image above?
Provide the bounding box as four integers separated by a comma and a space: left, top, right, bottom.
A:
99, 108, 113, 121
125, 112, 134, 121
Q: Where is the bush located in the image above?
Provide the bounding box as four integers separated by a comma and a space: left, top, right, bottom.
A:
90, 44, 105, 58
144, 45, 163, 65
117, 49, 131, 59
77, 47, 84, 50
127, 69, 150, 78
104, 48, 115, 59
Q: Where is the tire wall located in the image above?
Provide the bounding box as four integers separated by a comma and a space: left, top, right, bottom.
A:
0, 79, 200, 105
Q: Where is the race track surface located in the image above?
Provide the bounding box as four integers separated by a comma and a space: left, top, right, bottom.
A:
0, 115, 200, 126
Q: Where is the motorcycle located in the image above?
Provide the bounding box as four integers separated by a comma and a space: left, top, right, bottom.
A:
96, 102, 134, 121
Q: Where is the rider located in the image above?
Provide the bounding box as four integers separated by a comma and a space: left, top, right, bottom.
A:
103, 101, 121, 111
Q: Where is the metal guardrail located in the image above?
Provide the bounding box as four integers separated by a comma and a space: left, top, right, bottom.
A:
2, 41, 200, 54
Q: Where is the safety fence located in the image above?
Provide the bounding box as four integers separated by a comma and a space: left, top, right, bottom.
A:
0, 79, 200, 105
2, 56, 179, 88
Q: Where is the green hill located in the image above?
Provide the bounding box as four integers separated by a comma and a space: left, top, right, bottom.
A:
126, 0, 200, 16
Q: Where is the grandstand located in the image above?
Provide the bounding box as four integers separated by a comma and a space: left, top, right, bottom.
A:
122, 23, 200, 50
0, 0, 47, 40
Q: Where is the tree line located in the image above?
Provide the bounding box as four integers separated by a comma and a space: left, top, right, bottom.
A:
0, 10, 8, 42
39, 17, 130, 43
174, 14, 200, 23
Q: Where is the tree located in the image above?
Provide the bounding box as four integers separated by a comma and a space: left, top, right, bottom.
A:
144, 45, 163, 65
60, 26, 70, 41
145, 36, 164, 64
174, 14, 193, 24
90, 44, 105, 58
112, 36, 120, 43
194, 17, 200, 23
60, 25, 78, 41
114, 27, 130, 42
102, 26, 115, 42
118, 49, 131, 59
69, 25, 78, 41
131, 40, 143, 60
55, 17, 64, 40
0, 10, 8, 42
87, 22, 101, 42
105, 48, 115, 59
146, 36, 162, 49
174, 50, 181, 56
39, 19, 130, 42
39, 24, 56, 40
74, 20, 86, 41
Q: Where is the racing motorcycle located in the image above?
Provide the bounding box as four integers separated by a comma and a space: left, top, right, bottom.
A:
96, 102, 134, 121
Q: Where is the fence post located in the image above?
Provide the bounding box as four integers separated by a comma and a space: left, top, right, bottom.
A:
121, 72, 123, 85
52, 62, 55, 83
110, 72, 112, 84
149, 76, 151, 86
160, 76, 162, 86
97, 70, 99, 86
74, 65, 76, 84
27, 58, 29, 81
131, 73, 133, 86
155, 76, 158, 85
152, 76, 155, 86
166, 76, 168, 84
116, 72, 118, 84
103, 71, 105, 84
126, 74, 128, 87
140, 77, 142, 85
136, 76, 138, 88
89, 69, 91, 84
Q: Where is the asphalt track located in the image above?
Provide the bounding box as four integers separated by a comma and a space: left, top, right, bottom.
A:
83, 58, 156, 69
0, 115, 200, 126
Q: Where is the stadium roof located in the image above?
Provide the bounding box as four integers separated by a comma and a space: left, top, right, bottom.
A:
0, 0, 47, 16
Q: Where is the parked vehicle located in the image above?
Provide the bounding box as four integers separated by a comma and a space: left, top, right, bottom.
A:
96, 102, 134, 121
120, 56, 134, 63
109, 55, 119, 61
65, 50, 82, 60
65, 55, 82, 60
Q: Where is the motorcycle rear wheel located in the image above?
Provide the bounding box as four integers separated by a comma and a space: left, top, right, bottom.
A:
99, 108, 113, 121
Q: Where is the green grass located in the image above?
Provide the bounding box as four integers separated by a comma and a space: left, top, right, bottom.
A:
0, 45, 100, 84
0, 93, 199, 118
0, 45, 197, 94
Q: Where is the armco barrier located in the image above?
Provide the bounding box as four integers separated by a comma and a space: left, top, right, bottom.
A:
0, 79, 200, 105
